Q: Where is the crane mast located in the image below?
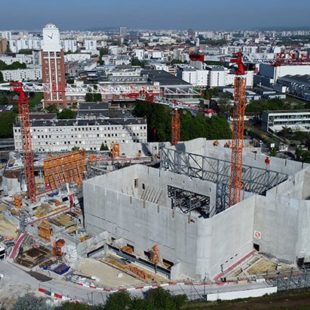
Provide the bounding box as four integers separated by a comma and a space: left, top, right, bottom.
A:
171, 109, 181, 145
228, 52, 247, 207
11, 82, 36, 203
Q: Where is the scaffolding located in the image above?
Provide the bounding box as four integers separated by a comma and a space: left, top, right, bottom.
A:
160, 147, 288, 213
43, 150, 86, 191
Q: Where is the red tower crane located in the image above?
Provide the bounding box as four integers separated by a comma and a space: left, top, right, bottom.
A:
11, 82, 36, 203
171, 109, 181, 145
228, 52, 247, 207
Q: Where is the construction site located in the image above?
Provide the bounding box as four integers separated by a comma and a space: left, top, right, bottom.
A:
84, 138, 310, 280
0, 54, 310, 303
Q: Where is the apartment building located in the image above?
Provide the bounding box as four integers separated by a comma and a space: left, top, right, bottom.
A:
13, 118, 147, 152
1, 67, 42, 82
262, 110, 310, 132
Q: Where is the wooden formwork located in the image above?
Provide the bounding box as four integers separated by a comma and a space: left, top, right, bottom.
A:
43, 151, 86, 191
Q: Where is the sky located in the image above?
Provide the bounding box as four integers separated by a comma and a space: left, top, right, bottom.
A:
1, 0, 310, 31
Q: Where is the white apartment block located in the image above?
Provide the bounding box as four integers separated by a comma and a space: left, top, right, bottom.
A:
134, 49, 145, 60
1, 67, 42, 82
13, 118, 147, 153
177, 65, 254, 88
0, 54, 34, 65
64, 53, 91, 62
262, 110, 310, 133
84, 40, 97, 51
177, 66, 209, 87
62, 40, 78, 53
9, 39, 41, 53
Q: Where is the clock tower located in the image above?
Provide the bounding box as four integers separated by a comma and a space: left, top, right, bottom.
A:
41, 24, 67, 107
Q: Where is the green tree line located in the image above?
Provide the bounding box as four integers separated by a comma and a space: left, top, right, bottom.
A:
133, 101, 231, 142
0, 60, 26, 71
12, 288, 187, 310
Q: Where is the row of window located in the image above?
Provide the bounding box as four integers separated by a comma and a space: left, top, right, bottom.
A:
29, 132, 146, 139
43, 52, 61, 57
15, 126, 147, 133
272, 121, 310, 125
270, 115, 310, 120
16, 138, 147, 152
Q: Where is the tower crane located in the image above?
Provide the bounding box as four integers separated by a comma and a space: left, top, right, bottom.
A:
0, 81, 209, 203
228, 52, 247, 207
10, 82, 36, 202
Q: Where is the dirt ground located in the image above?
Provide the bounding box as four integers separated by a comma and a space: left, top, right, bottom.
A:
247, 258, 277, 275
77, 258, 145, 288
0, 214, 17, 238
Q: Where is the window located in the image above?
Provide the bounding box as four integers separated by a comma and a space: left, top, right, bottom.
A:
134, 178, 138, 188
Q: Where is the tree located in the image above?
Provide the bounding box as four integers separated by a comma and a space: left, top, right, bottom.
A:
18, 49, 33, 55
202, 87, 219, 100
131, 57, 147, 68
57, 108, 76, 119
12, 293, 50, 310
144, 287, 187, 310
170, 59, 186, 65
29, 92, 43, 109
128, 298, 153, 310
296, 149, 310, 163
104, 291, 131, 310
85, 93, 102, 102
99, 48, 109, 65
0, 60, 26, 71
100, 143, 109, 151
0, 111, 17, 138
246, 99, 290, 113
46, 104, 59, 113
133, 102, 231, 142
0, 71, 3, 83
0, 94, 9, 105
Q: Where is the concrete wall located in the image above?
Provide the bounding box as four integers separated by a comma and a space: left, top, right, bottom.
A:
83, 145, 310, 280
84, 165, 216, 279
253, 166, 310, 263
207, 286, 277, 301
2, 176, 20, 196
174, 138, 306, 176
84, 165, 256, 280
198, 196, 256, 278
266, 169, 306, 200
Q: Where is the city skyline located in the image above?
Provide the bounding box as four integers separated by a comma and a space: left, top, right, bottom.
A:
0, 0, 310, 30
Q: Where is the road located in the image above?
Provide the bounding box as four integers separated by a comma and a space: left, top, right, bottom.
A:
0, 260, 275, 305
0, 261, 107, 304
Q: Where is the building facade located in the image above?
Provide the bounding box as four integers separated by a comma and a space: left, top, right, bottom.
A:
1, 67, 41, 82
277, 75, 310, 101
262, 110, 310, 132
0, 39, 8, 54
41, 24, 67, 107
13, 118, 147, 152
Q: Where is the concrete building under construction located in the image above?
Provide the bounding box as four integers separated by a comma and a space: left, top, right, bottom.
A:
83, 138, 310, 281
